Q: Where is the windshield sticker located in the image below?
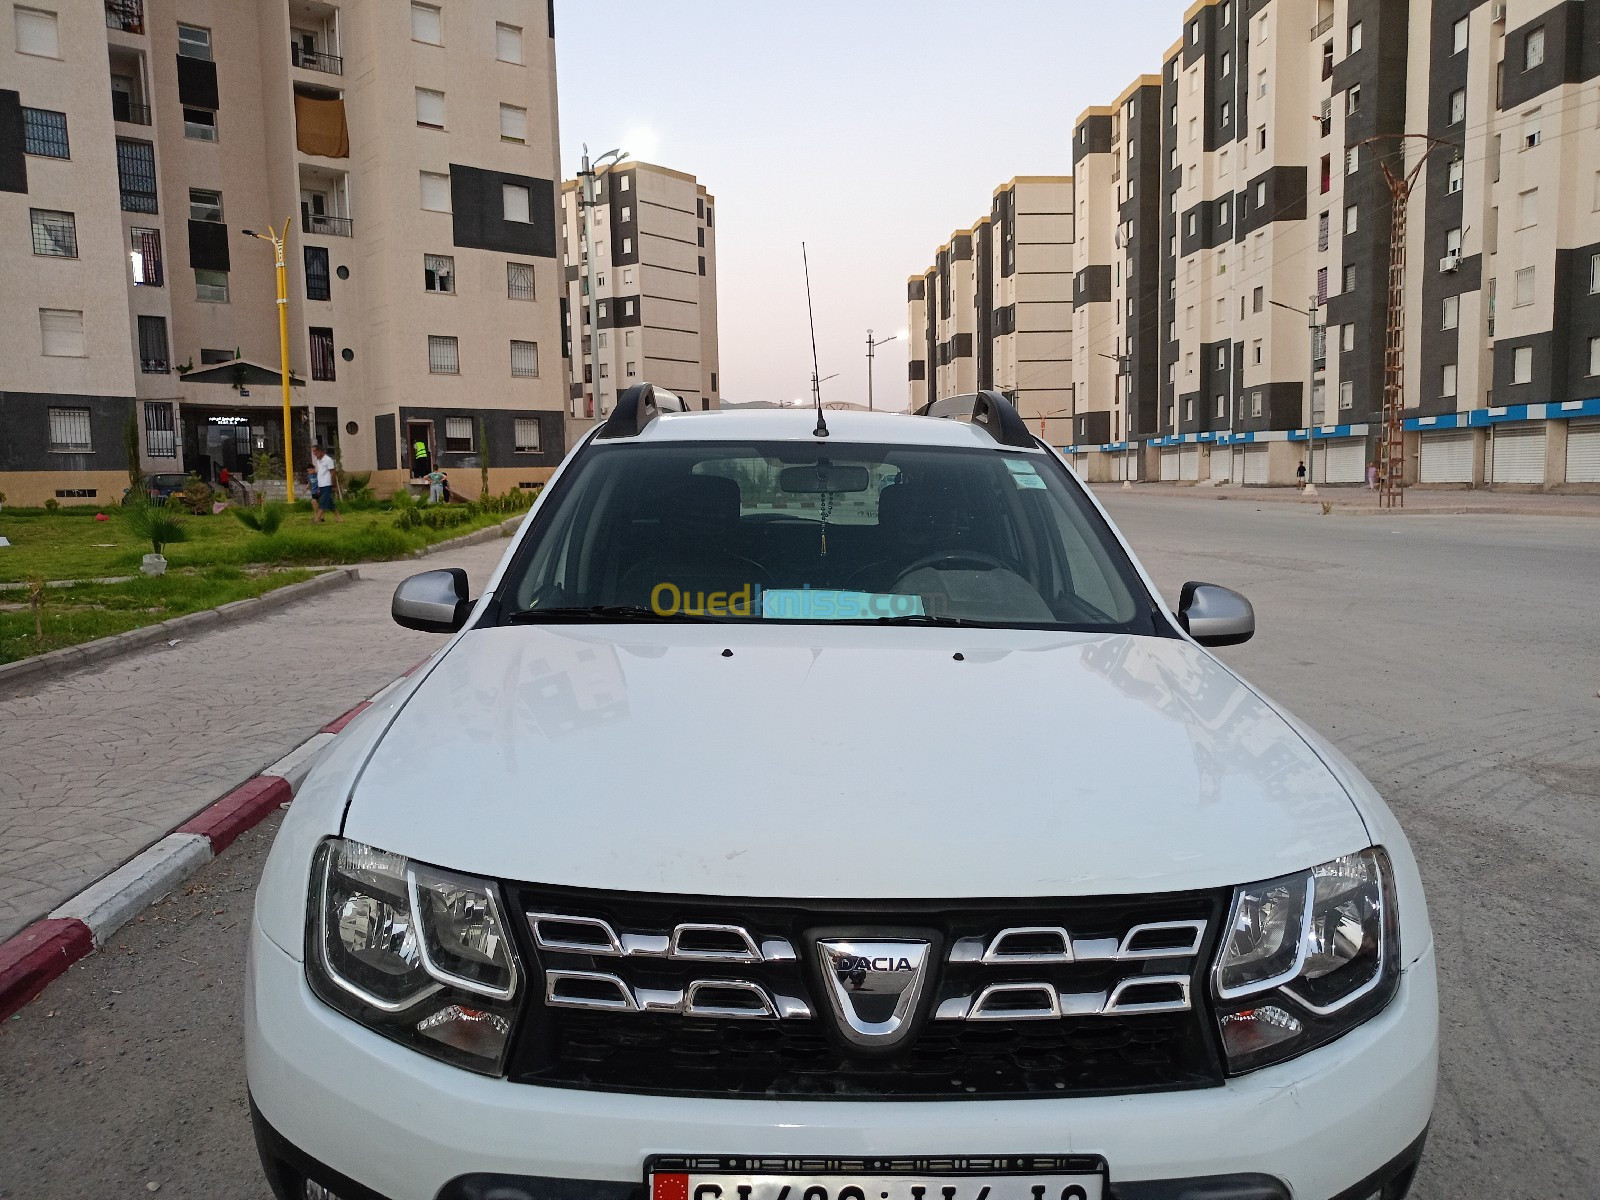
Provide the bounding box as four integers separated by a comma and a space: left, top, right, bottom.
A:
760, 589, 926, 621
1006, 460, 1047, 489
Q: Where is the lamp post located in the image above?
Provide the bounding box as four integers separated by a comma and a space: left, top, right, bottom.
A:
578, 145, 628, 421
865, 329, 903, 411
242, 220, 294, 500
1270, 296, 1323, 494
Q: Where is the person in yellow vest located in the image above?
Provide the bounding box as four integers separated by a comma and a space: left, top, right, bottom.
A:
412, 436, 431, 479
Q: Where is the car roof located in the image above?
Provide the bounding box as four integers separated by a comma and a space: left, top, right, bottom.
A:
623, 407, 1040, 451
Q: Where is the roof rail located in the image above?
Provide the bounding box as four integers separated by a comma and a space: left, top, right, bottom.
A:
917, 390, 1037, 449
596, 383, 686, 439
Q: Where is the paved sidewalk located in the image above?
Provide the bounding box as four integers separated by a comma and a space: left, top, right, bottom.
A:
0, 539, 510, 942
1092, 481, 1600, 517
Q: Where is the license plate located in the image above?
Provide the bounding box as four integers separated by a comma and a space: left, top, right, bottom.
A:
648, 1156, 1107, 1200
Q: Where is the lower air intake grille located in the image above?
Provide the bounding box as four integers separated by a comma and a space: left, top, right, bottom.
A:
505, 887, 1228, 1100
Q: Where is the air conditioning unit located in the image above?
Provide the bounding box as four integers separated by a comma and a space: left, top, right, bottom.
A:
1440, 253, 1462, 273
1491, 1, 1506, 20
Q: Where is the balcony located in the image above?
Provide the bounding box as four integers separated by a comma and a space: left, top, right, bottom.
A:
290, 44, 343, 75
112, 94, 151, 125
302, 212, 352, 237
1311, 15, 1334, 38
105, 0, 144, 34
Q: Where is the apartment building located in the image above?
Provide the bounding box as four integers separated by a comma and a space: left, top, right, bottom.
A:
906, 177, 1074, 429
558, 160, 719, 435
1021, 0, 1600, 489
1, 0, 567, 507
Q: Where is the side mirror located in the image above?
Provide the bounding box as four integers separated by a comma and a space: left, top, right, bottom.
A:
392, 568, 472, 633
1177, 582, 1255, 647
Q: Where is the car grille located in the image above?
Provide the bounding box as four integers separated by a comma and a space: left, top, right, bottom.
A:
504, 886, 1229, 1099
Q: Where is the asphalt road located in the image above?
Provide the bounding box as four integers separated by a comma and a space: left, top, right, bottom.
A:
1, 494, 1595, 1199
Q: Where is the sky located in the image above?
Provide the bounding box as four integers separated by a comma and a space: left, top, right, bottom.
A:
555, 1, 1189, 411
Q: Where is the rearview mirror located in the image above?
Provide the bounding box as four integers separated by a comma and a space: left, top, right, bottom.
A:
1177, 582, 1254, 647
779, 464, 871, 494
392, 568, 472, 633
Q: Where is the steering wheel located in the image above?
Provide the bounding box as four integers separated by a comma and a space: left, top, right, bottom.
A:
892, 551, 1015, 581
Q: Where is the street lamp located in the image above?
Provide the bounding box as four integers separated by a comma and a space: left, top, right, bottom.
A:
578, 145, 628, 420
1269, 297, 1323, 494
241, 220, 294, 501
865, 328, 905, 412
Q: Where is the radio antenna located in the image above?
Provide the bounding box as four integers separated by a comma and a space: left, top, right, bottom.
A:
802, 242, 828, 438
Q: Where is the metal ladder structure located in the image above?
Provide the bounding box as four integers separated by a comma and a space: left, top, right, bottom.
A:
1359, 135, 1457, 510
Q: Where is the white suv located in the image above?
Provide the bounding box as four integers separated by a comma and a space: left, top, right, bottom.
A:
247, 388, 1437, 1200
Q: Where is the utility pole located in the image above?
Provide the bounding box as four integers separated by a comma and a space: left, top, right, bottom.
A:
1355, 134, 1456, 509
241, 220, 294, 500
1270, 296, 1324, 494
578, 145, 627, 422
865, 329, 900, 411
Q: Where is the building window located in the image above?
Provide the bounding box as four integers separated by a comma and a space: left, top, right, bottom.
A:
48, 407, 92, 452
1186, 213, 1197, 236
309, 327, 336, 381
620, 205, 631, 223
1251, 392, 1263, 417
1320, 154, 1331, 193
623, 299, 635, 317
1347, 84, 1361, 115
622, 237, 633, 254
499, 104, 527, 143
1318, 211, 1330, 249
1512, 345, 1533, 383
502, 183, 531, 223
189, 188, 223, 223
411, 2, 442, 45
1215, 395, 1226, 418
195, 268, 229, 302
1448, 88, 1465, 125
495, 22, 523, 63
1184, 398, 1195, 422
624, 330, 635, 347
1343, 263, 1357, 293
1339, 381, 1354, 410
1257, 71, 1267, 98
510, 340, 539, 377
620, 174, 631, 192
444, 416, 473, 451
1517, 187, 1538, 227
598, 363, 609, 378
1448, 159, 1463, 194
622, 268, 634, 284
698, 255, 706, 276
14, 6, 59, 57
22, 107, 68, 157
1252, 286, 1263, 313
1346, 146, 1360, 174
1217, 347, 1228, 369
428, 335, 459, 374
626, 361, 637, 378
1220, 51, 1231, 77
1256, 126, 1267, 153
131, 227, 163, 286
137, 315, 169, 373
705, 205, 713, 227
507, 261, 535, 300
1220, 101, 1231, 127
1220, 2, 1231, 24
1439, 363, 1458, 398
1349, 21, 1362, 53
182, 107, 217, 141
424, 253, 455, 293
1590, 252, 1600, 293
1446, 226, 1463, 254
420, 171, 450, 212
29, 208, 76, 257
1514, 267, 1535, 307
1218, 198, 1231, 224
1589, 335, 1600, 377
144, 402, 176, 458
514, 418, 541, 453
1453, 16, 1468, 54
1342, 323, 1355, 352
305, 245, 330, 300
415, 88, 445, 129
1344, 204, 1358, 234
116, 138, 158, 213
1442, 294, 1459, 330
1524, 27, 1544, 71
1253, 340, 1263, 365
177, 23, 212, 60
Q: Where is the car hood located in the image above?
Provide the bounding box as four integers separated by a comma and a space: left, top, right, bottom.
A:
343, 624, 1370, 897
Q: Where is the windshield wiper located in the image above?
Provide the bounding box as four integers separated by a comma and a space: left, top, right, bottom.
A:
506, 605, 714, 624
865, 613, 1002, 628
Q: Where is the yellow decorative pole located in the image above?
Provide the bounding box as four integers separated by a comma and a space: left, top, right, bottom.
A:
243, 219, 295, 500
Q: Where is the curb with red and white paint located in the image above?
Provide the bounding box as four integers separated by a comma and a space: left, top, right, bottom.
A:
0, 663, 425, 1023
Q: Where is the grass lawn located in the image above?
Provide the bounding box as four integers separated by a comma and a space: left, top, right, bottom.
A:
0, 503, 509, 585
0, 565, 318, 664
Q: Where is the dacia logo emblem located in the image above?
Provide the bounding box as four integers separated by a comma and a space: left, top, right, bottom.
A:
814, 938, 932, 1050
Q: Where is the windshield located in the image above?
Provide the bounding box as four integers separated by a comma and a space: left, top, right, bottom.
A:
497, 440, 1156, 631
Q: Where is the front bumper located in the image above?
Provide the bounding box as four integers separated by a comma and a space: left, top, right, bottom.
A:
247, 924, 1437, 1200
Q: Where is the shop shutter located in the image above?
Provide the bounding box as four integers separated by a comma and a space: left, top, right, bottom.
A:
1159, 449, 1180, 480
1318, 439, 1365, 483
1419, 432, 1473, 483
1242, 445, 1270, 484
1563, 419, 1600, 483
1180, 447, 1200, 479
1210, 447, 1232, 482
1490, 425, 1546, 483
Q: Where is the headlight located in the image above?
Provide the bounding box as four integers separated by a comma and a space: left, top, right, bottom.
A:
306, 838, 521, 1074
1211, 847, 1400, 1073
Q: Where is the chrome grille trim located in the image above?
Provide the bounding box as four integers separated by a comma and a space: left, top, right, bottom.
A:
936, 976, 1193, 1020
684, 979, 779, 1020
951, 921, 1204, 966
1117, 920, 1207, 959
967, 982, 1062, 1021
541, 971, 801, 1019
545, 969, 636, 1011
1105, 974, 1192, 1015
528, 912, 797, 963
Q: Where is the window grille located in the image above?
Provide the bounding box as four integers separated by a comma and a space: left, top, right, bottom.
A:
428, 335, 459, 374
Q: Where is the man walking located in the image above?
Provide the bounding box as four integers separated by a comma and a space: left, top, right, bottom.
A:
413, 436, 431, 479
310, 444, 342, 524
1296, 460, 1308, 491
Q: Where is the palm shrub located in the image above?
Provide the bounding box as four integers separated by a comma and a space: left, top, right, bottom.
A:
232, 501, 288, 536
119, 499, 188, 556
